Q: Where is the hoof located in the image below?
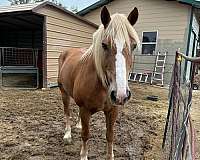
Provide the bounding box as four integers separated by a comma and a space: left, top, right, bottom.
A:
64, 127, 72, 144
63, 137, 72, 145
75, 121, 82, 129
76, 123, 82, 129
106, 154, 114, 160
106, 157, 114, 160
80, 156, 88, 160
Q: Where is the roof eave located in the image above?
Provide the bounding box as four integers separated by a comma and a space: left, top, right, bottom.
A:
77, 0, 200, 16
77, 0, 113, 16
32, 1, 98, 28
178, 0, 200, 8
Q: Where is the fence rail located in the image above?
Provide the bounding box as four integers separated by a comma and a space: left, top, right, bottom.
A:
0, 47, 38, 67
0, 47, 39, 88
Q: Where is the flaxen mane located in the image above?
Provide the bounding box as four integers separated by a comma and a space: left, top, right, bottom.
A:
82, 13, 140, 87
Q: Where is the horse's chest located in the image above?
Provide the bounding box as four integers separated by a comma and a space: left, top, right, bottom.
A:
74, 87, 108, 111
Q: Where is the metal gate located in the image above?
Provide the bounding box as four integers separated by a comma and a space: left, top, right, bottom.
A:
0, 47, 39, 89
162, 50, 200, 160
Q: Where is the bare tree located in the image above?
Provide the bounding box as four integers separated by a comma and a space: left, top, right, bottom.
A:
8, 0, 44, 5
8, 0, 62, 6
70, 5, 78, 13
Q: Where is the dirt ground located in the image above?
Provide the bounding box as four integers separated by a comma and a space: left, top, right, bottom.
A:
191, 91, 200, 160
0, 83, 199, 160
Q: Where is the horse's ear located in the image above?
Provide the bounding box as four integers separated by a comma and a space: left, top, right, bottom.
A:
101, 6, 111, 28
127, 7, 138, 26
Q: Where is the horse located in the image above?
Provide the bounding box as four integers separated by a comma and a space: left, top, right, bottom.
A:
58, 6, 140, 160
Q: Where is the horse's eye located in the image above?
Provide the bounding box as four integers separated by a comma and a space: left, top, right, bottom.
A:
102, 42, 108, 50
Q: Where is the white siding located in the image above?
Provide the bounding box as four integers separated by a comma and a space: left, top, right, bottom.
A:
82, 0, 191, 84
83, 0, 190, 42
186, 13, 199, 81
36, 6, 97, 86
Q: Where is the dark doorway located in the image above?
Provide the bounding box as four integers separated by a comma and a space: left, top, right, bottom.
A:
0, 12, 44, 88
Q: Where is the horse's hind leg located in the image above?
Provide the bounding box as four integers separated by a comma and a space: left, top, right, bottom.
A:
60, 86, 72, 144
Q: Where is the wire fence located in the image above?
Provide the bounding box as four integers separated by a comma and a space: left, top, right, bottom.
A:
162, 51, 200, 160
0, 47, 38, 67
0, 47, 39, 88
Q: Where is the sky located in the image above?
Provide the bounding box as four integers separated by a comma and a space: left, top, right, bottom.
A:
0, 0, 99, 11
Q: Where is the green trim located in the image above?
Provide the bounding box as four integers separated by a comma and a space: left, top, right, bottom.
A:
77, 0, 200, 16
178, 0, 200, 7
77, 0, 113, 16
184, 6, 193, 82
186, 7, 194, 57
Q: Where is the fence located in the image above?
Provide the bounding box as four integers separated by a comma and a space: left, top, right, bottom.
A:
0, 47, 39, 88
162, 51, 200, 160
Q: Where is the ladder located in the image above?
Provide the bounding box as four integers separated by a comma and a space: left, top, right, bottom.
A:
128, 71, 151, 83
129, 72, 147, 82
151, 52, 167, 86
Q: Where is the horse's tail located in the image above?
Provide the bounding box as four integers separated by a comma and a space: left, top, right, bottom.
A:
58, 51, 68, 86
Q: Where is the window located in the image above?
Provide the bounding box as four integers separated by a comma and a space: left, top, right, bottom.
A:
142, 31, 157, 54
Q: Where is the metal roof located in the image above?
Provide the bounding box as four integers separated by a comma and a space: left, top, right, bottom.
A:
77, 0, 113, 16
0, 1, 98, 28
178, 0, 200, 7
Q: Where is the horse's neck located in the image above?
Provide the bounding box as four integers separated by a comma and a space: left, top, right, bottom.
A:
81, 55, 104, 89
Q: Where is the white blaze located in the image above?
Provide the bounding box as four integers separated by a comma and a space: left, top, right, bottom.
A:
115, 39, 127, 98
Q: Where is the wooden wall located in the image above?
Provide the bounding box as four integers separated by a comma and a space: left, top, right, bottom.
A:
81, 0, 191, 84
36, 6, 97, 86
83, 0, 190, 43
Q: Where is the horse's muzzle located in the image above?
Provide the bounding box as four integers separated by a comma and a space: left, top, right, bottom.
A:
110, 89, 131, 105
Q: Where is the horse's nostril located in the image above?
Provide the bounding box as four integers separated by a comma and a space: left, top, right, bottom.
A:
122, 90, 131, 104
110, 90, 117, 102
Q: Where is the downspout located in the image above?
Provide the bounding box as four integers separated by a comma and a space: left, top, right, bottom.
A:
184, 6, 194, 82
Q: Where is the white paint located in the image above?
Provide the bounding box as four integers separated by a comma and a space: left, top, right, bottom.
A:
186, 13, 199, 81
115, 39, 127, 99
192, 13, 199, 36
63, 126, 71, 142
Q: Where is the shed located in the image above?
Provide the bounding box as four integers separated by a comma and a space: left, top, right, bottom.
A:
78, 0, 200, 84
0, 1, 97, 88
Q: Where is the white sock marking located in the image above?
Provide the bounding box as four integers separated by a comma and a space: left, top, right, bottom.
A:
76, 119, 82, 129
80, 141, 88, 160
64, 126, 71, 140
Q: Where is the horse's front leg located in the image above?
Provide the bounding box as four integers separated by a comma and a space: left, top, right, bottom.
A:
104, 107, 118, 160
80, 108, 91, 160
76, 110, 82, 129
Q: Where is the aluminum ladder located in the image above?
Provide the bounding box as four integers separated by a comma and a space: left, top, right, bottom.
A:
128, 71, 151, 83
151, 52, 167, 86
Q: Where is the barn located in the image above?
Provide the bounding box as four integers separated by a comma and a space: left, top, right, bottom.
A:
78, 0, 200, 85
0, 1, 97, 88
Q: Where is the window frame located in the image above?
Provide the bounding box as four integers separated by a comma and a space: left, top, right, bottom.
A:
141, 31, 158, 55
